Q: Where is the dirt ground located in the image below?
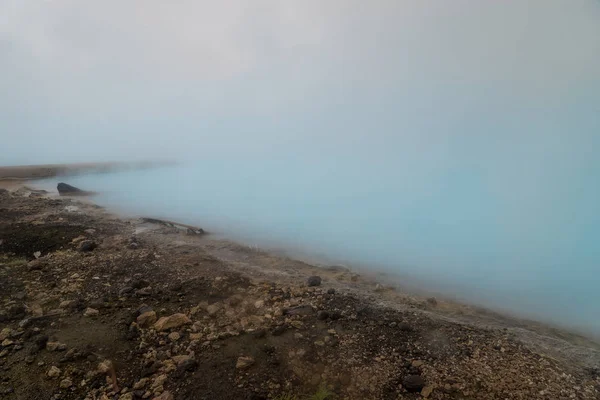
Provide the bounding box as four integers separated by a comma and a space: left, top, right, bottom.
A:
0, 186, 599, 400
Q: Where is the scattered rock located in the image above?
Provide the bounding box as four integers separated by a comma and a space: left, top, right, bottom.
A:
167, 332, 181, 342
46, 342, 67, 352
137, 311, 157, 328
47, 366, 61, 378
83, 307, 99, 317
154, 313, 192, 331
421, 385, 434, 398
317, 310, 330, 320
307, 276, 322, 287
136, 286, 153, 296
284, 305, 314, 316
59, 378, 72, 388
0, 328, 11, 341
78, 240, 97, 252
133, 378, 149, 390
153, 391, 174, 400
236, 356, 255, 369
206, 303, 222, 317
403, 375, 425, 392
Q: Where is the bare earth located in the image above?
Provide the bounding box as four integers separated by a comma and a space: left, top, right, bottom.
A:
0, 185, 599, 400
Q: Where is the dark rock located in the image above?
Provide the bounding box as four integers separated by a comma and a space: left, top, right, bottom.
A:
135, 304, 153, 316
33, 335, 49, 352
327, 288, 336, 295
403, 375, 425, 392
77, 240, 97, 252
141, 361, 161, 377
57, 183, 84, 195
131, 279, 149, 290
317, 311, 330, 321
135, 287, 152, 296
284, 305, 315, 316
124, 325, 140, 341
128, 242, 140, 250
119, 287, 134, 297
7, 304, 26, 320
88, 298, 106, 309
329, 312, 342, 320
271, 326, 286, 336
178, 358, 198, 372
399, 322, 413, 332
426, 297, 438, 306
307, 276, 322, 287
169, 283, 183, 292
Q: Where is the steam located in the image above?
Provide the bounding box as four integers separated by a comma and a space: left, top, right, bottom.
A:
1, 1, 600, 333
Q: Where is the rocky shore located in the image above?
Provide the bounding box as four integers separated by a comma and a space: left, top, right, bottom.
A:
0, 186, 599, 399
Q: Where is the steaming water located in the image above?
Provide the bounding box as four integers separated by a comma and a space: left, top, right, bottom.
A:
38, 150, 600, 335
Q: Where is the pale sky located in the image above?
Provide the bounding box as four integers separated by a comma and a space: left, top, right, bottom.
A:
1, 0, 599, 163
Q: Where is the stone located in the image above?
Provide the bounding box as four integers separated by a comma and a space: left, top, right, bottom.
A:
119, 287, 134, 297
284, 305, 314, 316
154, 313, 192, 331
317, 310, 330, 320
137, 311, 157, 328
59, 300, 74, 309
57, 182, 85, 194
78, 240, 97, 252
403, 375, 425, 392
47, 366, 61, 378
177, 357, 198, 372
136, 287, 153, 296
0, 328, 10, 341
46, 342, 67, 352
59, 378, 72, 388
327, 288, 336, 295
152, 391, 174, 400
236, 356, 255, 369
254, 300, 265, 309
83, 308, 99, 317
1, 339, 14, 347
421, 386, 434, 398
167, 332, 181, 341
151, 374, 168, 389
307, 276, 322, 287
133, 378, 149, 390
120, 394, 134, 400
206, 303, 221, 317
290, 321, 304, 329
426, 297, 438, 306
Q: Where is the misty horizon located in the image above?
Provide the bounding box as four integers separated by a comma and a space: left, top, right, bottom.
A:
2, 1, 600, 334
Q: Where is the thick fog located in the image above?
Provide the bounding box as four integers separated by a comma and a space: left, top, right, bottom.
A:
2, 1, 600, 333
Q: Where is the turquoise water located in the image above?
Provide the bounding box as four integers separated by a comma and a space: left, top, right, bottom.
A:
42, 142, 600, 335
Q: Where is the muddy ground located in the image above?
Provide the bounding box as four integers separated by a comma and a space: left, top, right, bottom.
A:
0, 187, 599, 400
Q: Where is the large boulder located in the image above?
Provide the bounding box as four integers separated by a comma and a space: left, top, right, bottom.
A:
57, 182, 91, 196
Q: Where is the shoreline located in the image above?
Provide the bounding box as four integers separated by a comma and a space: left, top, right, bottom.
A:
1, 172, 599, 398
2, 174, 599, 346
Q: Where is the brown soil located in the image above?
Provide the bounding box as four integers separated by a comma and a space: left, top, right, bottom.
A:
0, 188, 599, 400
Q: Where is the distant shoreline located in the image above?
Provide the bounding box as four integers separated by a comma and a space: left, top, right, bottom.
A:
0, 161, 173, 181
